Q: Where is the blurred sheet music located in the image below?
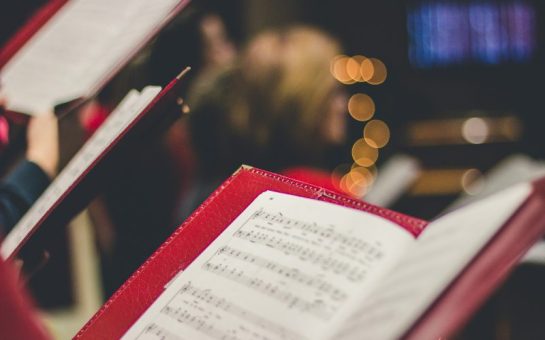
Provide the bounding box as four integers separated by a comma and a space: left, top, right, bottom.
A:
363, 154, 421, 207
446, 154, 545, 267
449, 154, 545, 211
0, 0, 181, 114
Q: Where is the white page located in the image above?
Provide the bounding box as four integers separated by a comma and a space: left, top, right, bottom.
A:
331, 182, 531, 340
0, 86, 161, 259
449, 154, 545, 211
363, 154, 421, 207
521, 240, 545, 265
0, 0, 180, 114
122, 191, 415, 340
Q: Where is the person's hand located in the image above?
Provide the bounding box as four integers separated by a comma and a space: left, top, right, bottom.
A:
26, 113, 59, 179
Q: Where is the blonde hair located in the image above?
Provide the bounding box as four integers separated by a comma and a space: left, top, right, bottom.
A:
190, 26, 341, 174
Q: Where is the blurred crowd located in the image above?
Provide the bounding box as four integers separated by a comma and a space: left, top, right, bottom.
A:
2, 1, 545, 340
0, 2, 350, 299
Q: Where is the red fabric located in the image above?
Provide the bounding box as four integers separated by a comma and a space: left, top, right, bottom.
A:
0, 115, 9, 151
78, 101, 109, 137
75, 167, 426, 339
0, 258, 50, 340
281, 167, 342, 194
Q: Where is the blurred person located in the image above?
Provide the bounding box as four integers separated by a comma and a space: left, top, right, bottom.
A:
95, 6, 238, 297
181, 26, 347, 218
149, 6, 237, 188
147, 7, 236, 97
0, 98, 59, 236
0, 99, 54, 337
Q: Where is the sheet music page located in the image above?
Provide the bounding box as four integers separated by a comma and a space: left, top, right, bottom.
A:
332, 183, 531, 340
0, 86, 161, 259
0, 0, 180, 114
122, 191, 415, 340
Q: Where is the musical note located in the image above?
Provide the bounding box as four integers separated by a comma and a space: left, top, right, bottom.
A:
215, 246, 347, 301
202, 260, 335, 320
136, 282, 307, 340
233, 229, 368, 282
248, 211, 385, 259
137, 323, 185, 340
159, 305, 227, 340
177, 283, 305, 340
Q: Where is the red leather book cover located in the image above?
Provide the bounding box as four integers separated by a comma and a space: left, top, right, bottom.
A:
75, 167, 427, 339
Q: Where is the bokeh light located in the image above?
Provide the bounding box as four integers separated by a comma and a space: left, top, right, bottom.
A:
348, 93, 375, 121
330, 55, 355, 84
331, 55, 387, 85
360, 57, 374, 82
351, 138, 378, 167
340, 165, 377, 197
462, 117, 489, 144
363, 119, 390, 148
351, 166, 375, 185
346, 56, 362, 82
461, 168, 484, 195
367, 58, 387, 85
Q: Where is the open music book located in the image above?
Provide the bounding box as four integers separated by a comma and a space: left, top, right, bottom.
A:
1, 69, 189, 260
75, 167, 545, 339
0, 0, 189, 114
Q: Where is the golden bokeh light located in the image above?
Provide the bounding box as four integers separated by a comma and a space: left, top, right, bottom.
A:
360, 57, 374, 82
348, 93, 375, 121
337, 163, 378, 197
350, 55, 368, 82
341, 173, 364, 197
346, 57, 362, 82
367, 58, 387, 85
364, 119, 390, 148
342, 166, 377, 197
331, 55, 387, 85
350, 166, 375, 186
330, 55, 355, 84
351, 138, 378, 167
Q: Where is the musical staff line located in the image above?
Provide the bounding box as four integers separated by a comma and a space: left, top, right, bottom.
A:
217, 246, 347, 301
160, 305, 230, 340
249, 211, 384, 259
233, 229, 367, 282
202, 260, 334, 320
177, 283, 306, 340
137, 323, 185, 340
